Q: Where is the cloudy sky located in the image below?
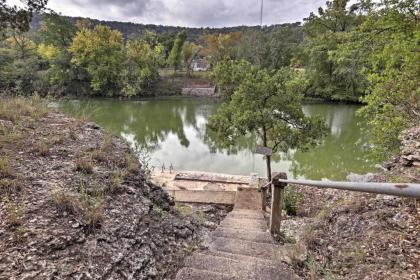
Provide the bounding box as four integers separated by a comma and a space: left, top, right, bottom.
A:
8, 0, 329, 27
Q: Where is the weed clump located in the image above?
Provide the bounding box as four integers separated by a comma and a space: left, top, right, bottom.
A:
0, 96, 48, 123
283, 187, 303, 216
105, 171, 123, 194
7, 202, 24, 227
51, 188, 80, 215
0, 157, 14, 179
34, 140, 50, 157
74, 157, 94, 174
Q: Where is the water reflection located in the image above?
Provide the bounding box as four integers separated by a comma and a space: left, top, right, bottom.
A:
59, 98, 375, 180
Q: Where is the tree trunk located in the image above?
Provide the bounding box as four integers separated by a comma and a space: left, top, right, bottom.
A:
266, 155, 272, 182
262, 127, 272, 182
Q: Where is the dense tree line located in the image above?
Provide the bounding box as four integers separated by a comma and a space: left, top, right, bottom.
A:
0, 13, 199, 97
1, 0, 418, 161
209, 0, 419, 161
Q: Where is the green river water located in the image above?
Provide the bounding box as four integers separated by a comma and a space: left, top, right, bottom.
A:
59, 97, 376, 180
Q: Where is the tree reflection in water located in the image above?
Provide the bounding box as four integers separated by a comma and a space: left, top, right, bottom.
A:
60, 98, 376, 180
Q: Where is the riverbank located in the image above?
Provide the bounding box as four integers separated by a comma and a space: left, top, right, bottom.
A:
280, 126, 419, 279
0, 96, 229, 279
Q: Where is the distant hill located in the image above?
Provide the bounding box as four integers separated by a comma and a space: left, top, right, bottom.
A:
31, 13, 302, 42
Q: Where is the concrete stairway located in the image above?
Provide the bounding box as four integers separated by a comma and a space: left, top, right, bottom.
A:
175, 188, 300, 280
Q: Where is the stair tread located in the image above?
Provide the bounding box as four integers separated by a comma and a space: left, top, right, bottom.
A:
185, 252, 300, 280
175, 267, 235, 280
227, 212, 265, 220
212, 227, 273, 243
219, 217, 268, 230
205, 249, 283, 267
209, 236, 287, 261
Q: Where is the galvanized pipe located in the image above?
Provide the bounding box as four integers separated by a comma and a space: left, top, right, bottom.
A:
277, 179, 420, 198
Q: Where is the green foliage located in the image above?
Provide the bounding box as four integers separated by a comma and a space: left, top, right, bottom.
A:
0, 31, 44, 94
122, 38, 164, 96
0, 0, 48, 35
202, 32, 242, 63
283, 187, 303, 216
237, 24, 303, 69
211, 59, 256, 99
355, 0, 419, 160
70, 25, 124, 95
181, 41, 201, 77
168, 30, 187, 71
39, 13, 77, 48
299, 0, 366, 101
208, 60, 327, 178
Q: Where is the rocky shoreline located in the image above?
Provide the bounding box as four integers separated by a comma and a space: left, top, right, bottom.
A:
0, 98, 229, 280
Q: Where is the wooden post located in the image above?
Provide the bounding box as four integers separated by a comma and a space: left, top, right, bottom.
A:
261, 187, 267, 212
270, 172, 287, 234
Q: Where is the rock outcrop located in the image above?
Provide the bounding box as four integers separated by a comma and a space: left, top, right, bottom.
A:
0, 107, 226, 280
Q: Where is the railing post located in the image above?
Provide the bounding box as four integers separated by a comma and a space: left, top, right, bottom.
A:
270, 172, 287, 235
261, 185, 267, 212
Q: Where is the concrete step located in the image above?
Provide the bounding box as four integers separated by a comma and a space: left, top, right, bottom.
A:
227, 211, 265, 220
175, 267, 234, 280
185, 253, 300, 280
205, 249, 282, 267
212, 227, 274, 244
209, 237, 287, 261
230, 209, 264, 215
234, 188, 262, 210
219, 217, 268, 231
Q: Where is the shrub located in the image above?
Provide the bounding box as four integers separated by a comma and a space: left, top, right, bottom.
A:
283, 187, 303, 216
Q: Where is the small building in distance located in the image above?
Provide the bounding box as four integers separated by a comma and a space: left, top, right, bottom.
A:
192, 59, 210, 72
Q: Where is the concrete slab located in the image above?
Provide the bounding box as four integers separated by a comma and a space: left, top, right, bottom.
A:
234, 187, 262, 210
211, 227, 273, 244
166, 190, 236, 204
185, 253, 300, 280
209, 237, 288, 261
176, 267, 234, 280
220, 218, 268, 231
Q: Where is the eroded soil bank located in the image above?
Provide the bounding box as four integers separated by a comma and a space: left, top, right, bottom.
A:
0, 97, 229, 279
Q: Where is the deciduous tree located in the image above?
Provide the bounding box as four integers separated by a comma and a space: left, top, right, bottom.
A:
208, 61, 327, 180
69, 25, 124, 95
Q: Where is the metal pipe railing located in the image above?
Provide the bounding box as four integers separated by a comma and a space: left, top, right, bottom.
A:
278, 179, 420, 199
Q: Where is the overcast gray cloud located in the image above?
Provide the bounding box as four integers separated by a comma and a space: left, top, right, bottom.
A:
8, 0, 329, 27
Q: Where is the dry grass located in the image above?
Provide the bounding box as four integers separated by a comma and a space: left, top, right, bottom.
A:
0, 96, 48, 123
81, 196, 105, 231
74, 157, 94, 174
51, 188, 80, 215
105, 171, 123, 194
125, 155, 140, 174
7, 202, 24, 227
175, 204, 194, 216
91, 149, 107, 163
101, 133, 113, 152
0, 157, 14, 179
34, 140, 51, 157
0, 126, 23, 149
0, 178, 21, 194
